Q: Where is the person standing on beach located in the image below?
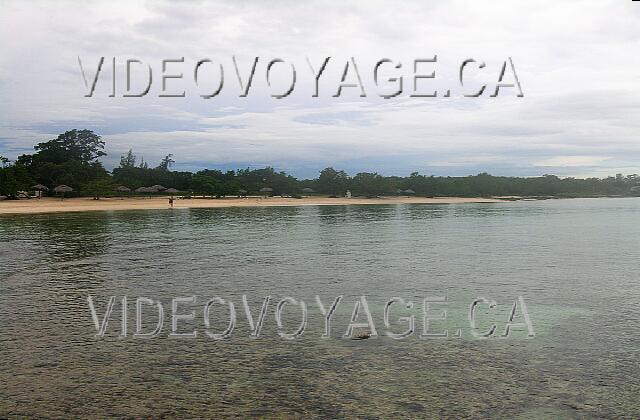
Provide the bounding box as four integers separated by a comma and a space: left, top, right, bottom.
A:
169, 197, 174, 208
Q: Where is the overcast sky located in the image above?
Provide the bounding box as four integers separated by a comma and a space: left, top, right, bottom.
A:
1, 0, 639, 178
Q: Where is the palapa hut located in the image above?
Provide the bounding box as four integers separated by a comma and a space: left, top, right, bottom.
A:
32, 184, 48, 199
134, 186, 153, 198
54, 184, 73, 200
165, 188, 179, 198
149, 185, 166, 192
117, 186, 131, 199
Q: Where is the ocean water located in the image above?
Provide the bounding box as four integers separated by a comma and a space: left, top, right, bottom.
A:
1, 198, 639, 418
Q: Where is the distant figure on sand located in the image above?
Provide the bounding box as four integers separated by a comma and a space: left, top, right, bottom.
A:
168, 197, 174, 208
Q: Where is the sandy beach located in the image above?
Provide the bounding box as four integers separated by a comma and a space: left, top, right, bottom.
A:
0, 196, 505, 215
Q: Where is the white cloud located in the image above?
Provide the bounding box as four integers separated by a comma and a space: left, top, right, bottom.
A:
535, 156, 611, 167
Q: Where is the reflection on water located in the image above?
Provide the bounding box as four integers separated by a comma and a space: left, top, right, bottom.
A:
1, 199, 640, 418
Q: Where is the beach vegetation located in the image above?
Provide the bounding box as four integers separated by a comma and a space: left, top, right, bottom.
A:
2, 129, 640, 199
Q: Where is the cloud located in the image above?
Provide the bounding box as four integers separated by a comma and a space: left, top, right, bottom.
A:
535, 156, 611, 167
1, 0, 640, 177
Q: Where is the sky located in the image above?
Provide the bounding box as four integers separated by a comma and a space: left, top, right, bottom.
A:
1, 0, 639, 179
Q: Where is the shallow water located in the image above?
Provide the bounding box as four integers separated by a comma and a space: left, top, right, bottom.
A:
1, 198, 639, 418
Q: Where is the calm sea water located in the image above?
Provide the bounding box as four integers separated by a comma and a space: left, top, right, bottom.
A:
1, 198, 639, 418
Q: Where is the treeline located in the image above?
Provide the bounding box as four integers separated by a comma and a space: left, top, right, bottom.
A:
1, 129, 640, 198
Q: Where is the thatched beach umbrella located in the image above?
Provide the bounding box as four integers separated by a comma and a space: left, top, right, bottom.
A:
33, 184, 48, 199
117, 185, 131, 199
150, 185, 166, 192
404, 189, 416, 195
302, 187, 315, 194
135, 186, 152, 198
238, 189, 248, 197
54, 185, 72, 193
164, 188, 180, 202
165, 188, 179, 198
54, 184, 73, 200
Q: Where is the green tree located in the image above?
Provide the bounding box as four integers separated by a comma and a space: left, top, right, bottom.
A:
157, 154, 175, 171
192, 172, 219, 197
81, 178, 117, 200
33, 129, 106, 164
351, 172, 388, 197
119, 149, 137, 168
318, 167, 349, 195
19, 129, 108, 188
0, 161, 32, 197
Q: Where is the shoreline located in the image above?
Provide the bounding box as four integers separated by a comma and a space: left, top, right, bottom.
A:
0, 196, 506, 215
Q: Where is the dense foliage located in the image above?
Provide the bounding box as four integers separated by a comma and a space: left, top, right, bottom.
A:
1, 130, 640, 198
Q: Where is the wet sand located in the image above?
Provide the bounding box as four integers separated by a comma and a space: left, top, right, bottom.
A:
0, 196, 505, 215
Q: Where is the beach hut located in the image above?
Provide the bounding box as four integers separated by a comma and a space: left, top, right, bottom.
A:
32, 184, 48, 199
54, 184, 73, 200
117, 186, 131, 199
135, 186, 155, 198
259, 187, 273, 197
150, 185, 166, 192
165, 188, 179, 198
